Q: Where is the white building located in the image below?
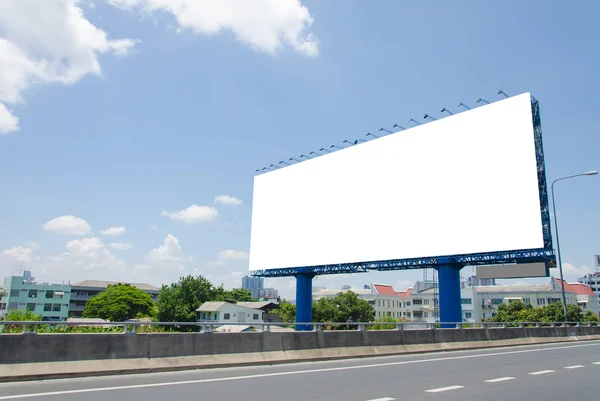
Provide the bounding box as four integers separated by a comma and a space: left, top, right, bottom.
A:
312, 285, 409, 321
312, 276, 598, 324
577, 272, 600, 310
196, 302, 264, 325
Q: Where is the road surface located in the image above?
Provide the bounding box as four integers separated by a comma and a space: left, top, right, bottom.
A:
0, 340, 599, 400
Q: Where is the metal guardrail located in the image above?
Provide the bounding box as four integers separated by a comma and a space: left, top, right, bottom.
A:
0, 320, 597, 334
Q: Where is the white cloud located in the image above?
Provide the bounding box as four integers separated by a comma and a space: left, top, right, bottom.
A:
109, 242, 133, 250
108, 0, 318, 56
0, 0, 137, 132
100, 226, 126, 236
147, 234, 191, 270
218, 249, 249, 261
149, 225, 158, 231
0, 103, 19, 134
161, 205, 219, 224
1, 246, 34, 262
550, 262, 593, 282
51, 237, 125, 274
43, 215, 92, 235
214, 194, 243, 205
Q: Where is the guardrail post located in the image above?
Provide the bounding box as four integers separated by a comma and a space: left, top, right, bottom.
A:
132, 323, 137, 334
536, 322, 541, 328
265, 324, 270, 332
519, 323, 525, 328
502, 323, 508, 329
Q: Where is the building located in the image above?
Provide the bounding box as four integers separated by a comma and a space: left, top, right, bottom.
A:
69, 280, 160, 318
242, 275, 264, 299
0, 271, 71, 321
312, 276, 599, 324
312, 284, 411, 321
556, 279, 599, 317
256, 288, 278, 300
577, 272, 600, 310
196, 301, 265, 325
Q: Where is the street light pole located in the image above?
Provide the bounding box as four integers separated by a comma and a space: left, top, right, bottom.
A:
550, 171, 598, 322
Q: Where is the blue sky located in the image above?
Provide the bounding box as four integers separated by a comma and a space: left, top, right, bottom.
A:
0, 0, 598, 299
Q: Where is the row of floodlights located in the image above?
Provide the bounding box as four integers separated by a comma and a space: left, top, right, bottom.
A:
256, 90, 510, 173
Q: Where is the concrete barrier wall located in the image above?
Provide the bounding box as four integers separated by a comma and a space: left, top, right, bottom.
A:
2, 326, 600, 365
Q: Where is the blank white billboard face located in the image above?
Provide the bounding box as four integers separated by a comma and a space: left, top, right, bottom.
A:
249, 93, 544, 271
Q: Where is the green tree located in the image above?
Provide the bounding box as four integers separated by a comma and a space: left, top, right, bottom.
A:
583, 310, 600, 323
273, 300, 296, 323
371, 315, 403, 330
83, 284, 155, 322
312, 291, 374, 328
1, 309, 43, 333
215, 288, 255, 302
156, 275, 221, 328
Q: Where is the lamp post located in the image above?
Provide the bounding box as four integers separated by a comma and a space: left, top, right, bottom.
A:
551, 171, 598, 322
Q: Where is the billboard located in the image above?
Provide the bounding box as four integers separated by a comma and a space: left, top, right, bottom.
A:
476, 262, 548, 279
249, 93, 546, 271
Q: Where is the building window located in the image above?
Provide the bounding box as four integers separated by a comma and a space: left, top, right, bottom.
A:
52, 304, 61, 312
461, 298, 472, 305
523, 298, 531, 304
28, 290, 38, 298
10, 289, 20, 297
223, 313, 230, 320
45, 290, 55, 299
26, 303, 36, 311
465, 312, 472, 319
43, 304, 52, 312
413, 299, 423, 305
378, 300, 380, 307
424, 299, 429, 305
548, 298, 561, 305
253, 313, 259, 320
8, 302, 18, 310
537, 298, 546, 305
491, 299, 503, 305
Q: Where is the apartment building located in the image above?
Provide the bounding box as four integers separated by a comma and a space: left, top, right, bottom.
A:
578, 272, 600, 310
69, 280, 160, 318
312, 276, 598, 323
0, 271, 71, 321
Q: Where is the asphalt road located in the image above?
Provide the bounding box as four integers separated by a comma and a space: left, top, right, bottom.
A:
1, 340, 599, 401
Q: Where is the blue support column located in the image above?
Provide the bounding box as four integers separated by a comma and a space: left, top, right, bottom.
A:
436, 265, 463, 328
295, 274, 314, 331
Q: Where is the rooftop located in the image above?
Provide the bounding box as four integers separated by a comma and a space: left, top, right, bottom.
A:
197, 302, 226, 312
236, 301, 278, 309
556, 279, 595, 296
71, 280, 160, 292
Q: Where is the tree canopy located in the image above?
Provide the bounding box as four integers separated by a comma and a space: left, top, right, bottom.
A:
488, 300, 598, 323
273, 292, 375, 326
82, 283, 155, 322
313, 291, 375, 325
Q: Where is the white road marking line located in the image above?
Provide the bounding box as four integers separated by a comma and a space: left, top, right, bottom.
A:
366, 398, 395, 401
0, 342, 597, 400
564, 365, 584, 369
485, 377, 515, 383
529, 370, 555, 375
425, 385, 464, 393
594, 362, 600, 365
